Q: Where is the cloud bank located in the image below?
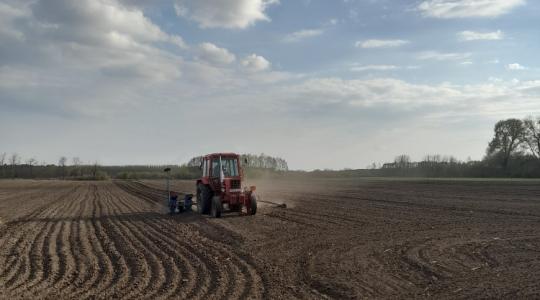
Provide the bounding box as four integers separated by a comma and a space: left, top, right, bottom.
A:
356, 39, 409, 49
458, 30, 504, 41
174, 0, 279, 29
418, 0, 525, 19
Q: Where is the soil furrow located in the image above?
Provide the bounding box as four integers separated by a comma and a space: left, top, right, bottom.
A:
110, 189, 189, 299
111, 184, 211, 298
97, 186, 154, 298
117, 180, 268, 299
83, 183, 117, 297
67, 186, 94, 296
3, 196, 70, 290
114, 181, 241, 299
93, 188, 133, 298
0, 185, 80, 288
9, 220, 54, 295
101, 186, 168, 299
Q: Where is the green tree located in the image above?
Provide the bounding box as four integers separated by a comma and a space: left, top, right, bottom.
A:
59, 156, 67, 179
0, 152, 5, 178
487, 119, 526, 169
26, 158, 37, 178
524, 117, 540, 159
9, 153, 19, 179
394, 154, 411, 168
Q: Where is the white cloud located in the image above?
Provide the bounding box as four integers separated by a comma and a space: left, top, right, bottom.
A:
0, 2, 30, 41
286, 78, 462, 106
174, 0, 279, 29
351, 65, 398, 71
417, 51, 471, 61
458, 30, 504, 41
196, 42, 236, 65
280, 77, 540, 119
0, 0, 186, 83
0, 0, 201, 119
506, 63, 527, 70
241, 54, 270, 72
283, 29, 324, 42
32, 0, 185, 47
356, 39, 409, 49
326, 18, 338, 25
418, 0, 525, 18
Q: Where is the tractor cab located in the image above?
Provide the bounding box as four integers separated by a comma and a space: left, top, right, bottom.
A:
203, 154, 241, 193
196, 153, 257, 218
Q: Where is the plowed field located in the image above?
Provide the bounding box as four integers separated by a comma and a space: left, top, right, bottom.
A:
1, 178, 540, 299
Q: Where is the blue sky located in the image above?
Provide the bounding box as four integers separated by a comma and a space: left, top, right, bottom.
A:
1, 0, 539, 169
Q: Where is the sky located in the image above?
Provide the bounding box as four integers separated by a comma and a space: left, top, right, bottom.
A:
1, 0, 539, 170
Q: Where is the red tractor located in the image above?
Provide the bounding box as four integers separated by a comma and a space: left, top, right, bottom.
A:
196, 153, 257, 218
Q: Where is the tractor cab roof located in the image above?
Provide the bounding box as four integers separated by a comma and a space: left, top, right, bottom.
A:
203, 153, 240, 159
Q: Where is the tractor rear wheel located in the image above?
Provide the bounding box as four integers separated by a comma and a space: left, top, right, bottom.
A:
211, 196, 222, 218
247, 194, 257, 215
197, 184, 211, 215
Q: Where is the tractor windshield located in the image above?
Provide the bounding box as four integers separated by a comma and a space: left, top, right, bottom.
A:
221, 158, 239, 177
211, 157, 239, 177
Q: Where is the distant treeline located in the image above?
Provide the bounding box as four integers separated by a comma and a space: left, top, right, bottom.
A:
0, 156, 202, 180
0, 153, 288, 180
0, 155, 110, 180
2, 117, 539, 180
111, 165, 200, 180
371, 116, 540, 178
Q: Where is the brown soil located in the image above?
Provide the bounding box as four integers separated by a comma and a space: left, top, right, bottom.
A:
1, 178, 540, 299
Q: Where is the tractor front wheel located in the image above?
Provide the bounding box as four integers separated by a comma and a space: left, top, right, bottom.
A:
247, 194, 257, 215
211, 196, 222, 218
197, 184, 211, 215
